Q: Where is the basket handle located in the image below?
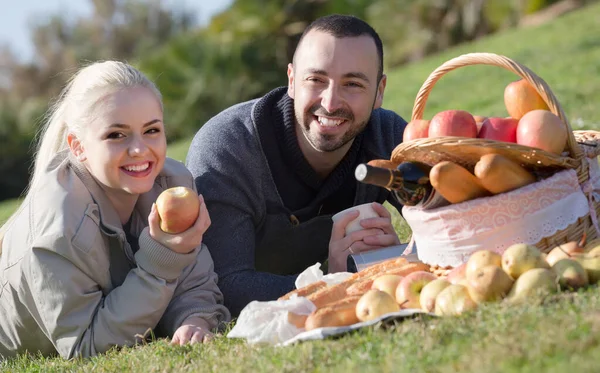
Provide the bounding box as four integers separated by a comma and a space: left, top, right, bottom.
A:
410, 52, 582, 160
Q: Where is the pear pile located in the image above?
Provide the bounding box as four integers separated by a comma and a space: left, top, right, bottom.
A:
420, 234, 600, 316
348, 236, 599, 325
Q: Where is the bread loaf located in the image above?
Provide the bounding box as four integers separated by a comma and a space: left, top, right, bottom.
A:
346, 261, 432, 295
307, 257, 409, 308
278, 280, 327, 301
305, 295, 362, 330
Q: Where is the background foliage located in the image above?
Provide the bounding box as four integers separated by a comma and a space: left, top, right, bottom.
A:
0, 0, 592, 200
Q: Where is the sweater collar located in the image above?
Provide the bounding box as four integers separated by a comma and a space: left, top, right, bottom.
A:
253, 87, 364, 190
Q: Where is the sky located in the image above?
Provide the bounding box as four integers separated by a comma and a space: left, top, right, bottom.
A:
1, 0, 234, 62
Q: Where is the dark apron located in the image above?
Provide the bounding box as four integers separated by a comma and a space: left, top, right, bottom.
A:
253, 180, 389, 276
254, 212, 333, 276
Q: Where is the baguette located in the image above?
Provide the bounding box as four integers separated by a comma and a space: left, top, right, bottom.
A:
305, 295, 362, 330
287, 312, 309, 329
430, 161, 491, 204
307, 257, 409, 308
346, 261, 432, 296
474, 154, 536, 194
278, 280, 328, 301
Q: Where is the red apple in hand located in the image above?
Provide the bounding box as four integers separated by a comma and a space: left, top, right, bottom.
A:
155, 186, 200, 234
477, 117, 519, 143
395, 271, 437, 309
403, 119, 430, 142
429, 110, 478, 138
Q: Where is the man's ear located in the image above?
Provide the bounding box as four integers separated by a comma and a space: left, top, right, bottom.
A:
374, 74, 387, 109
287, 63, 295, 99
67, 132, 86, 162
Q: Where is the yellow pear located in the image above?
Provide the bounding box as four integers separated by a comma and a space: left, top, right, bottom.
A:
574, 246, 600, 284
419, 279, 451, 313
371, 274, 404, 299
355, 289, 400, 322
505, 268, 558, 304
465, 250, 502, 279
502, 243, 547, 279
552, 258, 588, 289
466, 265, 514, 304
434, 284, 478, 316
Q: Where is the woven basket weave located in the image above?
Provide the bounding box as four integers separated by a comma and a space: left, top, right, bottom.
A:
387, 52, 600, 253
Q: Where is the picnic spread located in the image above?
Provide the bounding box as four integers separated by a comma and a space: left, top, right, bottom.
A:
228, 52, 600, 345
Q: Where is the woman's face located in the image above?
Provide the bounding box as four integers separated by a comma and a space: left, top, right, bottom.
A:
69, 86, 167, 197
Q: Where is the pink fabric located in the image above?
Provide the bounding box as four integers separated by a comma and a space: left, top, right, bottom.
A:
403, 169, 591, 267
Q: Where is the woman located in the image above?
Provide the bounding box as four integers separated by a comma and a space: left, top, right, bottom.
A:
0, 61, 230, 360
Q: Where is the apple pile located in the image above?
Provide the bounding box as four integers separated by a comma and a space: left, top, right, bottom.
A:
403, 79, 568, 155
357, 234, 600, 320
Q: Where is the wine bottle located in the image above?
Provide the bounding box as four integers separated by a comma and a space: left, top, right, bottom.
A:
355, 162, 448, 209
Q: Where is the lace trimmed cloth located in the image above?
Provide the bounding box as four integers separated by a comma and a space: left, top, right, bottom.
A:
402, 160, 600, 268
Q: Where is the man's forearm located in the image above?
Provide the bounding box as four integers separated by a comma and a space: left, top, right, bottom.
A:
220, 270, 297, 317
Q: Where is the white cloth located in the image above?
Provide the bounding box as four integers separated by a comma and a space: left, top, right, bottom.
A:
403, 169, 591, 267
227, 263, 352, 345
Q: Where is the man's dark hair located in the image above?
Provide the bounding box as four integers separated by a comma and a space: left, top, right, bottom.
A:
293, 14, 384, 82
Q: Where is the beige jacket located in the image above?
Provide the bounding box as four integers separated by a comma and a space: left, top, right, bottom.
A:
0, 151, 230, 359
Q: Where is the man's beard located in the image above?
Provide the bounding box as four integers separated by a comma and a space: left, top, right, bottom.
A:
297, 103, 370, 152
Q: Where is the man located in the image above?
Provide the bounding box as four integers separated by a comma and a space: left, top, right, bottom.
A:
187, 14, 407, 316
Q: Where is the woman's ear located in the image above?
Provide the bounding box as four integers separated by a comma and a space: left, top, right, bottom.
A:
67, 132, 86, 162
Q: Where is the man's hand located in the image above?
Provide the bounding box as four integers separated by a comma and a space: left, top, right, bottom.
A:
328, 205, 390, 273
358, 202, 401, 248
171, 316, 214, 346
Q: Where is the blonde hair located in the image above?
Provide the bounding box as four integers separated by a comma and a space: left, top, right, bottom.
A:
0, 61, 162, 248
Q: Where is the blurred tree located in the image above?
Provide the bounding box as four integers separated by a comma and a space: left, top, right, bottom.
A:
0, 0, 197, 200
0, 0, 582, 200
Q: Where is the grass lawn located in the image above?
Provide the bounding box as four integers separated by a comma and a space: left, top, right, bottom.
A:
2, 2, 600, 371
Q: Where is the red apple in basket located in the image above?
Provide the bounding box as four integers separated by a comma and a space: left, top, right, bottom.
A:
477, 117, 519, 143
473, 115, 488, 135
403, 119, 430, 142
155, 186, 200, 234
395, 271, 437, 309
516, 110, 568, 155
355, 289, 400, 322
428, 110, 478, 138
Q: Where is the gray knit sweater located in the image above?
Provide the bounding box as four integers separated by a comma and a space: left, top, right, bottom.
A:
186, 87, 407, 316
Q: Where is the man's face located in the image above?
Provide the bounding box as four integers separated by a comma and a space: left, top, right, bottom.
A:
287, 30, 386, 153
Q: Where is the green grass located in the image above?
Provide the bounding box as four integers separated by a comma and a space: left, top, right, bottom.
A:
2, 2, 600, 371
3, 290, 600, 372
0, 198, 21, 226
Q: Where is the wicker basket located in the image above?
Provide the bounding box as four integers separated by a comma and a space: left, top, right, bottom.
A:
386, 52, 600, 254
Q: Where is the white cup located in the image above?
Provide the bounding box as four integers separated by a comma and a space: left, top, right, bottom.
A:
332, 203, 380, 235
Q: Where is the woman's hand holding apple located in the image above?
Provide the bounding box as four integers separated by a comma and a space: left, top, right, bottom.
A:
148, 192, 211, 254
